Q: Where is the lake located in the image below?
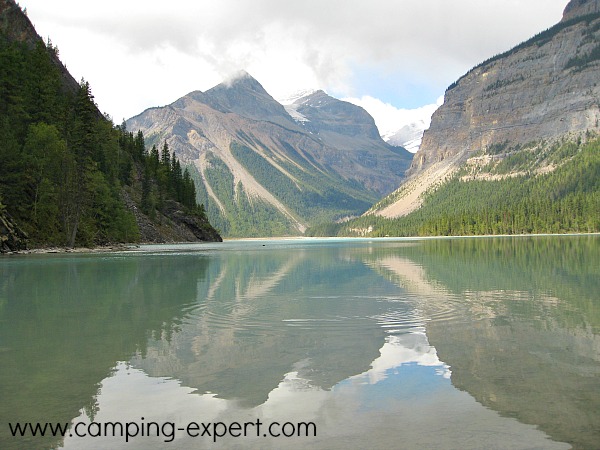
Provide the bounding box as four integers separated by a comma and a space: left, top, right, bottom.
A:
1, 236, 598, 449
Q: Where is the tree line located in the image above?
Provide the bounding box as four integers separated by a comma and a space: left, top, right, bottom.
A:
0, 36, 208, 247
308, 137, 600, 237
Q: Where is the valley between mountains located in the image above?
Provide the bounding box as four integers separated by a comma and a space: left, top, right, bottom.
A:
1, 0, 599, 250
126, 76, 412, 237
127, 0, 600, 238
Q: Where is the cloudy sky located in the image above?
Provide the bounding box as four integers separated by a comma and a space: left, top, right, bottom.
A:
22, 0, 568, 128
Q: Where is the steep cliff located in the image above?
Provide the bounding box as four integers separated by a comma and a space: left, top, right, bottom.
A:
370, 0, 600, 219
411, 8, 600, 176
562, 0, 600, 21
0, 206, 27, 252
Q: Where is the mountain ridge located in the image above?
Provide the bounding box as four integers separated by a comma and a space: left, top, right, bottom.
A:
127, 74, 412, 236
366, 1, 600, 220
306, 0, 600, 237
562, 0, 600, 21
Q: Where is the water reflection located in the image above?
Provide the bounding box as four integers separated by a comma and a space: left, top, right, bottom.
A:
1, 236, 598, 449
0, 253, 210, 449
366, 236, 600, 450
130, 246, 399, 407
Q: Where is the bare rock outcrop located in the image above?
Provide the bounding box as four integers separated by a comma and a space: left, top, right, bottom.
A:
369, 1, 600, 219
409, 9, 600, 176
562, 0, 600, 21
122, 192, 222, 244
0, 210, 27, 253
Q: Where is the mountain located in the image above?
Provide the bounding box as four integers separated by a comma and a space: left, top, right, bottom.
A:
563, 0, 600, 20
310, 0, 600, 237
127, 72, 412, 237
340, 96, 442, 153
383, 120, 429, 153
0, 0, 221, 251
406, 0, 600, 180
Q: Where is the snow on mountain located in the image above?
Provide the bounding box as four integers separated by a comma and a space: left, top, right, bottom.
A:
344, 95, 443, 152
279, 90, 442, 152
278, 89, 318, 123
384, 121, 429, 153
278, 89, 319, 105
283, 103, 310, 123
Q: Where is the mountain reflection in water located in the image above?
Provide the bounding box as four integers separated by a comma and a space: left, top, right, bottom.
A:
1, 236, 597, 449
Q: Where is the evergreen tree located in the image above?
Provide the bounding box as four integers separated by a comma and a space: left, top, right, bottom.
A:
134, 129, 145, 161
149, 144, 160, 175
0, 27, 217, 248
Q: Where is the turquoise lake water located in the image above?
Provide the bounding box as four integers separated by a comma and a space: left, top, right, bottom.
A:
1, 236, 598, 449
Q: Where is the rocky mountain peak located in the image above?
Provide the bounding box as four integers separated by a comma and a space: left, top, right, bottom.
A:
127, 73, 413, 236
278, 89, 318, 105
295, 90, 328, 104
368, 0, 600, 220
294, 90, 383, 141
192, 71, 294, 126
562, 0, 600, 21
219, 70, 266, 93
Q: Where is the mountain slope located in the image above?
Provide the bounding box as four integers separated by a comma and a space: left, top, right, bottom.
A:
365, 0, 600, 222
0, 0, 221, 251
127, 73, 412, 236
310, 0, 600, 237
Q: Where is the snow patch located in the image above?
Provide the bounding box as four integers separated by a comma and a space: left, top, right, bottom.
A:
344, 95, 444, 152
278, 89, 318, 105
284, 103, 310, 123
278, 89, 319, 123
384, 120, 430, 152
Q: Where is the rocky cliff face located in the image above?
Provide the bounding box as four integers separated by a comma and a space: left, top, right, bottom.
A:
411, 11, 600, 175
294, 90, 381, 140
562, 0, 600, 21
128, 73, 412, 236
371, 2, 600, 218
0, 209, 27, 253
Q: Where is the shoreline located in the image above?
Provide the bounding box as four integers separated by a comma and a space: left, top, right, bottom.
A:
3, 232, 598, 256
4, 243, 141, 255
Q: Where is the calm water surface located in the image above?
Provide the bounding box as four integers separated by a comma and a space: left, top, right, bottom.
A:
0, 236, 598, 449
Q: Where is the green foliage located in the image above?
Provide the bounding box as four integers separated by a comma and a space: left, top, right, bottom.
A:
117, 130, 206, 218
0, 31, 214, 248
197, 152, 295, 237
564, 43, 600, 70
227, 141, 374, 233
492, 150, 537, 175
310, 137, 600, 237
184, 140, 378, 237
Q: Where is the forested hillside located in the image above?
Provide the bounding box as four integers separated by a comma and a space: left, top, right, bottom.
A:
0, 0, 220, 251
365, 3, 600, 227
127, 74, 412, 237
316, 1, 600, 239
308, 136, 600, 237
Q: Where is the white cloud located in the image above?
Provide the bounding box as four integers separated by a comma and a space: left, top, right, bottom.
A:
350, 332, 452, 385
344, 95, 443, 138
22, 0, 568, 121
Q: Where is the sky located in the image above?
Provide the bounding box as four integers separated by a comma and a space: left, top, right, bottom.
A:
21, 0, 568, 131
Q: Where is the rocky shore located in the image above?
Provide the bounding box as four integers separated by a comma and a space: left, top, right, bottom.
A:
4, 244, 139, 255
0, 210, 27, 253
